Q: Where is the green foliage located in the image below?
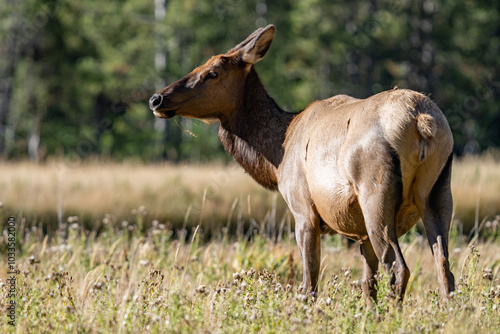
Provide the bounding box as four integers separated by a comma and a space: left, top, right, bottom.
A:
1, 0, 499, 161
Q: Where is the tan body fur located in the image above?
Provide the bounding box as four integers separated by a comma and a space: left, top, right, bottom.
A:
281, 89, 452, 241
150, 25, 455, 302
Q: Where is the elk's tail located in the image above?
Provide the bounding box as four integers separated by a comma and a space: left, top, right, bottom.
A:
416, 113, 436, 140
416, 112, 436, 163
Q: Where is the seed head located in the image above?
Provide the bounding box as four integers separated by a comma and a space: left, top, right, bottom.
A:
196, 285, 207, 294
482, 268, 493, 281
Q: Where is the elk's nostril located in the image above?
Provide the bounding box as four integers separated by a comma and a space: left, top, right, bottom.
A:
149, 94, 163, 110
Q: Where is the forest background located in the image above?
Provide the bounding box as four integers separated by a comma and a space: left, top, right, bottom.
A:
1, 0, 499, 163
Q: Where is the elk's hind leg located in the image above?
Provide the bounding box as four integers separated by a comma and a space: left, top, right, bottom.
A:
359, 193, 410, 301
355, 148, 410, 301
360, 242, 379, 303
417, 154, 455, 300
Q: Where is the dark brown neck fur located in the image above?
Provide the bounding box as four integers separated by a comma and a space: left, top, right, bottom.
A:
218, 67, 295, 190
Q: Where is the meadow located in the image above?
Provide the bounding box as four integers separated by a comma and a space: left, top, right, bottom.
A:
0, 153, 499, 233
0, 155, 499, 333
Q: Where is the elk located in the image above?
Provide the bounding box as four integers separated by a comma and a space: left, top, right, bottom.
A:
149, 25, 455, 302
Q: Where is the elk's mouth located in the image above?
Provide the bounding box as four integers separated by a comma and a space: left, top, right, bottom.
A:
153, 108, 178, 119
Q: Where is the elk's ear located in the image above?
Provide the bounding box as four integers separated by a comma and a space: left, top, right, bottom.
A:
238, 25, 275, 65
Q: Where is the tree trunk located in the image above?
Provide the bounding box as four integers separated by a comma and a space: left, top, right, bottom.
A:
0, 3, 19, 158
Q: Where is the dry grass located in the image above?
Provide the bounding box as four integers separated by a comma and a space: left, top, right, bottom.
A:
452, 155, 500, 231
0, 161, 284, 231
0, 156, 499, 332
0, 155, 499, 233
0, 219, 499, 333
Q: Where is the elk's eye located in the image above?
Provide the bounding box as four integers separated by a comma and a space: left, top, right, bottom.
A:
207, 72, 218, 79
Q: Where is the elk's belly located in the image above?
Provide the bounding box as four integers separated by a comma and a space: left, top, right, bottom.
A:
317, 200, 369, 241
310, 174, 421, 241
307, 172, 370, 241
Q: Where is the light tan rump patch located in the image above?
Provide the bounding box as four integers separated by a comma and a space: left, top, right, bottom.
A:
416, 114, 436, 140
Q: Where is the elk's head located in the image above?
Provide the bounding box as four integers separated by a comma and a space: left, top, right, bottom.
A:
149, 25, 275, 121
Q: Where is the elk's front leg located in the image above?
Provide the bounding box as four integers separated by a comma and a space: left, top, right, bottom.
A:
294, 216, 321, 294
278, 158, 321, 294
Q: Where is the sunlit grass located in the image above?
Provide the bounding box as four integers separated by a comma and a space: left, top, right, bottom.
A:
0, 154, 499, 233
0, 216, 499, 333
0, 156, 499, 332
0, 161, 282, 231
452, 154, 500, 232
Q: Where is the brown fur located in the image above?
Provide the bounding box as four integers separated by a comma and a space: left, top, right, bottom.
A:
149, 25, 455, 303
218, 126, 279, 190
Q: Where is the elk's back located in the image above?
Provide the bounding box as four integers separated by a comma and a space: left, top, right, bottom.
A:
279, 89, 452, 240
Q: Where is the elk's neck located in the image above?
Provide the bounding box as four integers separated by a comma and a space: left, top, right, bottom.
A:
218, 67, 295, 190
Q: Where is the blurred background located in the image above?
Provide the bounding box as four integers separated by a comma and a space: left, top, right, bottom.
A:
0, 0, 499, 235
1, 0, 499, 162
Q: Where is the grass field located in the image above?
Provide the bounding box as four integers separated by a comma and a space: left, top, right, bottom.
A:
0, 217, 499, 333
0, 156, 499, 332
0, 154, 499, 234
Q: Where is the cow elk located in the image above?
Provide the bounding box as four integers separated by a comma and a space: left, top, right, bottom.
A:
149, 25, 455, 302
